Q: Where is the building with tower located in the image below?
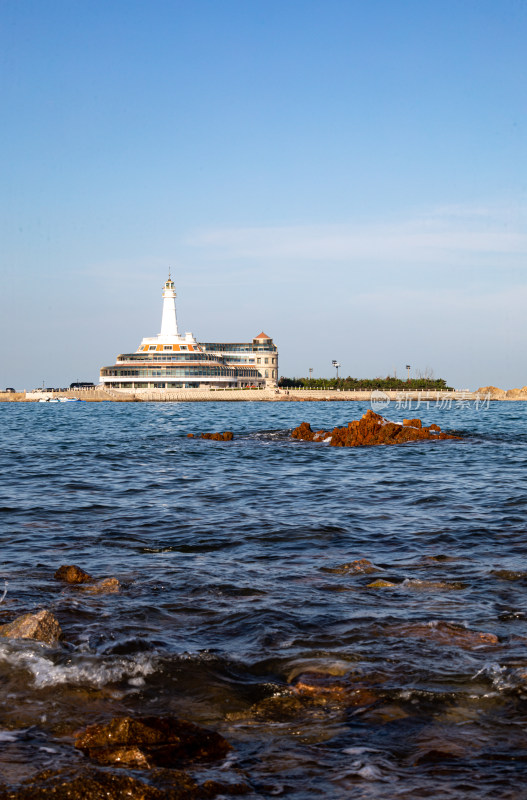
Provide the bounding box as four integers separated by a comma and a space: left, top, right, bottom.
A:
99, 276, 278, 390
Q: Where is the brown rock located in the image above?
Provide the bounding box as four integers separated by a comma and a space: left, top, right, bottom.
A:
291, 672, 378, 708
322, 558, 380, 575
292, 410, 461, 448
402, 579, 465, 591
491, 569, 527, 581
477, 385, 506, 399
291, 422, 319, 441
199, 432, 234, 441
74, 716, 231, 769
367, 579, 397, 588
361, 703, 410, 724
76, 577, 120, 594
0, 609, 61, 645
390, 620, 498, 649
54, 564, 93, 584
239, 693, 306, 722
187, 433, 195, 438
200, 779, 249, 797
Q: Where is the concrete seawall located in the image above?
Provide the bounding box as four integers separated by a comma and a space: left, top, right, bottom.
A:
3, 387, 523, 402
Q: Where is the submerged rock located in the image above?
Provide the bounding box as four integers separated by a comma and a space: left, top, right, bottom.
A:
54, 564, 120, 594
367, 579, 397, 588
54, 565, 93, 584
235, 693, 306, 722
76, 577, 120, 595
491, 569, 527, 581
368, 578, 464, 590
322, 558, 380, 575
199, 431, 233, 441
74, 715, 231, 769
0, 765, 247, 799
292, 410, 461, 448
0, 609, 61, 644
291, 672, 378, 708
389, 620, 498, 649
0, 767, 169, 799
402, 579, 465, 591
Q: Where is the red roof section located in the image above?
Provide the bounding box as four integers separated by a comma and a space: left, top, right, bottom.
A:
254, 332, 271, 339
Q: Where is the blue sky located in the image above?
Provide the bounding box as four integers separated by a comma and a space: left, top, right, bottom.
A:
1, 0, 526, 389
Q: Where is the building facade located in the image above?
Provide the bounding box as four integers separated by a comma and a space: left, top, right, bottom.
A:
99, 277, 278, 390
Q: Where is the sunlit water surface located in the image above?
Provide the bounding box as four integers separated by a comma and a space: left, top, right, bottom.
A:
1, 400, 527, 798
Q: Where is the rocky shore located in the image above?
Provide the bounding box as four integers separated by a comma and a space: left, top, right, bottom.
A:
0, 556, 509, 798
0, 565, 247, 799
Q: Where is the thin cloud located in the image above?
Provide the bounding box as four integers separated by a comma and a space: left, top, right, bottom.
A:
187, 205, 527, 265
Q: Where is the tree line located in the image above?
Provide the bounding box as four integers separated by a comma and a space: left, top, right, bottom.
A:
278, 376, 453, 390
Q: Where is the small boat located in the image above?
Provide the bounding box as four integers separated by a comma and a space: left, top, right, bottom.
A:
39, 396, 85, 403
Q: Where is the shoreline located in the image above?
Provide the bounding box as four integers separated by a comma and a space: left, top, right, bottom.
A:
2, 388, 526, 403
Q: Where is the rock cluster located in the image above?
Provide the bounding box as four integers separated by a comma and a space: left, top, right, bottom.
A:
292, 410, 461, 447
478, 385, 527, 400
0, 764, 247, 799
0, 572, 246, 799
187, 432, 234, 441
54, 564, 120, 594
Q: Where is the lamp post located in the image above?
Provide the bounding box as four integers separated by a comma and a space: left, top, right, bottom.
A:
406, 364, 411, 382
332, 360, 341, 380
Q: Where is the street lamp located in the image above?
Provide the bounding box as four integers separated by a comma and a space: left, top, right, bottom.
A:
332, 360, 341, 380
406, 364, 411, 382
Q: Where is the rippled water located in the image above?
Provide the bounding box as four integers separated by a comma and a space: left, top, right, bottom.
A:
1, 400, 527, 797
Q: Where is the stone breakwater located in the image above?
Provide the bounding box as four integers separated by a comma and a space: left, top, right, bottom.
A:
5, 385, 527, 402
292, 410, 461, 447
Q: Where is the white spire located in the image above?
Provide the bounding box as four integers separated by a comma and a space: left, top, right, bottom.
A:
159, 274, 179, 337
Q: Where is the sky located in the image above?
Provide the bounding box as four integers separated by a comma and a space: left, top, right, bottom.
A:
1, 0, 526, 390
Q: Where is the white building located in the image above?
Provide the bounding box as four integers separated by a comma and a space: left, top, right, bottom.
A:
100, 276, 278, 390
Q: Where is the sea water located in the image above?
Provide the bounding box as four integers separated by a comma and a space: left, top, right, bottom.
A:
0, 400, 526, 798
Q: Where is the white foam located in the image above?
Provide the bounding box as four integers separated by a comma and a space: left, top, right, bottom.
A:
0, 643, 156, 688
356, 764, 384, 781
0, 730, 19, 742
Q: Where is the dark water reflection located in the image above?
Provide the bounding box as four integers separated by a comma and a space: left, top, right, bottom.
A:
1, 400, 527, 797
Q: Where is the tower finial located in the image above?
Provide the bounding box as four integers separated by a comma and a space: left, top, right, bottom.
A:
168, 268, 172, 280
